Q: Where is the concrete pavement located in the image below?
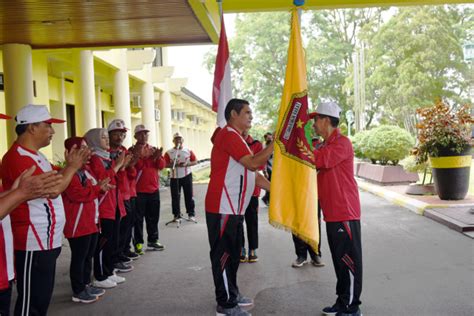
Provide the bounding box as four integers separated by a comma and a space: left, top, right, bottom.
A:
11, 184, 473, 315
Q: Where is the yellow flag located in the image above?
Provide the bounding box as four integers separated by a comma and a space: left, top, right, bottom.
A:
269, 8, 319, 251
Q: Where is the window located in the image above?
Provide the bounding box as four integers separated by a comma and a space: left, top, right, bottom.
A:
66, 104, 76, 137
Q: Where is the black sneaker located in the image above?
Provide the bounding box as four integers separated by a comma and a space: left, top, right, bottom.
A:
124, 250, 140, 260
216, 304, 251, 315
85, 285, 105, 297
147, 241, 165, 251
322, 304, 340, 315
335, 309, 362, 316
248, 249, 258, 263
310, 256, 325, 267
72, 290, 98, 304
240, 248, 247, 263
118, 254, 132, 264
291, 257, 306, 268
236, 293, 254, 307
113, 262, 134, 273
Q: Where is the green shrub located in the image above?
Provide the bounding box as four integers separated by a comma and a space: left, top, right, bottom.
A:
351, 130, 371, 159
364, 125, 415, 165
400, 155, 427, 173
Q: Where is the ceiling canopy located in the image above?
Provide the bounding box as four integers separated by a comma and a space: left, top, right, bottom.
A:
0, 0, 468, 49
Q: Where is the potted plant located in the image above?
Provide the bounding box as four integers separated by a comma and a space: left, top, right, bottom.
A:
413, 100, 474, 200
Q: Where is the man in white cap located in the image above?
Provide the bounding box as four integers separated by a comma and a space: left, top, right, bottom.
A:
1, 104, 89, 315
130, 124, 166, 254
164, 132, 197, 221
0, 112, 63, 315
309, 102, 363, 316
107, 119, 137, 272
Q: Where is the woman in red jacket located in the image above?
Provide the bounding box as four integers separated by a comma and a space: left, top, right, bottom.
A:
84, 128, 126, 289
62, 137, 110, 304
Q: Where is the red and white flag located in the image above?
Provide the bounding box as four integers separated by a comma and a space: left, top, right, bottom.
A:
212, 14, 232, 128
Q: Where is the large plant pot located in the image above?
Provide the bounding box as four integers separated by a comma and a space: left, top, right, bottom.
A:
356, 162, 419, 185
429, 147, 472, 200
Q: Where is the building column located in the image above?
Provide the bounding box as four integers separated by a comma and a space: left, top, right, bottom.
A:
154, 96, 162, 146
96, 85, 102, 127
113, 49, 132, 147
159, 80, 173, 151
73, 49, 97, 135
2, 44, 34, 145
141, 65, 157, 146
50, 73, 68, 160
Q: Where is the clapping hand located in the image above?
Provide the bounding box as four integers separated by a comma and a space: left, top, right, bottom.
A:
115, 151, 126, 170
13, 166, 63, 200
98, 177, 115, 192
123, 153, 133, 168
65, 145, 91, 170
151, 147, 163, 160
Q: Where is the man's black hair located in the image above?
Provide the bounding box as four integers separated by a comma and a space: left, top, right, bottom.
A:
15, 124, 29, 136
317, 114, 340, 128
224, 98, 249, 122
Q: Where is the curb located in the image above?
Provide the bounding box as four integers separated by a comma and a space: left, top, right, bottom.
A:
356, 179, 474, 216
357, 180, 428, 215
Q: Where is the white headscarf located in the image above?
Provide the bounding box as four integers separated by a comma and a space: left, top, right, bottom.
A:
84, 128, 110, 159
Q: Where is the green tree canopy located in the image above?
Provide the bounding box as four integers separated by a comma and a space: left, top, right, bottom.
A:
356, 6, 471, 132
204, 5, 472, 132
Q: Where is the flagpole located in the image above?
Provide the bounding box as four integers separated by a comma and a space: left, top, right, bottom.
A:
217, 0, 223, 17
294, 0, 305, 23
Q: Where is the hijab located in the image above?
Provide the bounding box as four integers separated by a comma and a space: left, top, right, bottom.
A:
84, 128, 110, 160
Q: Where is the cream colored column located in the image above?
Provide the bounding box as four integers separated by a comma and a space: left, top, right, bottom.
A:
113, 49, 132, 147
50, 73, 68, 159
141, 65, 157, 146
73, 50, 97, 135
2, 44, 34, 145
96, 85, 102, 127
154, 95, 162, 146
159, 80, 173, 150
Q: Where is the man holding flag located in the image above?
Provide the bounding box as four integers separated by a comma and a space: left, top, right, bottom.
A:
205, 99, 273, 316
309, 103, 362, 316
270, 4, 362, 316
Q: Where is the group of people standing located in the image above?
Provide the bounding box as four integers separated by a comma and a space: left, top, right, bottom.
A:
0, 98, 363, 316
0, 104, 197, 315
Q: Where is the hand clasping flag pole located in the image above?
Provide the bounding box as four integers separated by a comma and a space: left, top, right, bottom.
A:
268, 0, 320, 252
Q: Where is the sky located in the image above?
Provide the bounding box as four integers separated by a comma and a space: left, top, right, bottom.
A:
166, 14, 236, 105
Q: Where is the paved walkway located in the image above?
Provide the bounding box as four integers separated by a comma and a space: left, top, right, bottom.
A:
10, 184, 474, 315
358, 179, 474, 237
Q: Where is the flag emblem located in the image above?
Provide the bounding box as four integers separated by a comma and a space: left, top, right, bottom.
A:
277, 92, 314, 167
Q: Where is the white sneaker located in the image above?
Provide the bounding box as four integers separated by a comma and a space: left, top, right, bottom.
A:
108, 273, 126, 284
92, 278, 117, 289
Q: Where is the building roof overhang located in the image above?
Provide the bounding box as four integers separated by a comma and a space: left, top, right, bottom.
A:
0, 1, 468, 49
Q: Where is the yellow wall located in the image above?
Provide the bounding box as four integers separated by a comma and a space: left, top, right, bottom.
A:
0, 49, 216, 163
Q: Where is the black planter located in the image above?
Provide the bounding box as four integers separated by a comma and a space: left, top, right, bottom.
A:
430, 147, 472, 200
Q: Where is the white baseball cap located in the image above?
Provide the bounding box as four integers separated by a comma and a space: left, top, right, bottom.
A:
173, 132, 183, 139
15, 104, 65, 124
108, 119, 128, 132
134, 124, 150, 135
309, 102, 341, 119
